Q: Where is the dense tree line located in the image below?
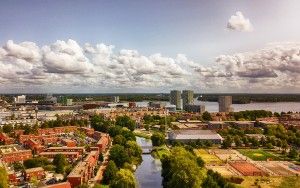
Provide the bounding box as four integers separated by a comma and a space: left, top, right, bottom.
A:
151, 132, 165, 146
197, 94, 300, 104
100, 115, 140, 188
202, 170, 236, 188
230, 110, 273, 121
161, 147, 205, 188
40, 118, 88, 128
91, 114, 136, 132
143, 115, 175, 126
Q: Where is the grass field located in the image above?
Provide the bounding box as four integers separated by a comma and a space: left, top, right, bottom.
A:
193, 149, 223, 165
238, 149, 280, 161
235, 176, 300, 188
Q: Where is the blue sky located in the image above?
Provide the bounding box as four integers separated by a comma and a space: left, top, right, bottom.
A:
0, 0, 300, 93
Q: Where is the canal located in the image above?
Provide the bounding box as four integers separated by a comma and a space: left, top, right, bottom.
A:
135, 137, 163, 188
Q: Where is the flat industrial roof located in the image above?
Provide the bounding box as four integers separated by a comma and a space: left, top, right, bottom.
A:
169, 130, 223, 140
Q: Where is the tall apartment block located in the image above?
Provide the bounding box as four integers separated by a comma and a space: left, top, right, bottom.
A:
170, 90, 182, 110
218, 96, 233, 112
182, 90, 194, 110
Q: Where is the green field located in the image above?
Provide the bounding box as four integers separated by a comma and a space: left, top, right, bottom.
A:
238, 149, 280, 161
236, 176, 300, 188
193, 149, 223, 165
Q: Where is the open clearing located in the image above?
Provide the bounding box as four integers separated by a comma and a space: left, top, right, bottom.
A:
193, 149, 223, 165
211, 149, 246, 161
238, 149, 280, 161
206, 165, 240, 176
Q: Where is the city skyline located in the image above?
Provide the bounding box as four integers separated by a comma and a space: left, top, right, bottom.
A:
0, 0, 300, 93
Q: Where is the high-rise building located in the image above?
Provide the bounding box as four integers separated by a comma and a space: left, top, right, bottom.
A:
218, 96, 233, 112
66, 99, 73, 106
170, 90, 181, 109
14, 95, 26, 103
113, 96, 119, 103
182, 90, 194, 110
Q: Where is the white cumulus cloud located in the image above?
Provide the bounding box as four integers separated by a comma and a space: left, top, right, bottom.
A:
227, 11, 253, 32
0, 39, 299, 92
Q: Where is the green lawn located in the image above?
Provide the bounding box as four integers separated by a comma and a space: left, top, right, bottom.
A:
238, 149, 280, 161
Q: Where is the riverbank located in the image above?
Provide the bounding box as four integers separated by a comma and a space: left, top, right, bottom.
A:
135, 137, 163, 188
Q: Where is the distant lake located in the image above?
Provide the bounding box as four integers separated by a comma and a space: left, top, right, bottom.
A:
136, 101, 300, 113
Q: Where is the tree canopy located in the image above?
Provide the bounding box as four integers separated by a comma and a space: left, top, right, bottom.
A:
102, 161, 118, 184
110, 169, 136, 188
0, 167, 8, 188
151, 132, 165, 146
161, 147, 205, 188
115, 115, 136, 131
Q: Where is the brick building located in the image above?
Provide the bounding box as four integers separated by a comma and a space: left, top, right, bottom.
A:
41, 182, 72, 188
39, 152, 79, 160
24, 167, 45, 181
1, 148, 32, 163
46, 147, 85, 155
67, 151, 99, 187
61, 139, 76, 147
0, 133, 14, 145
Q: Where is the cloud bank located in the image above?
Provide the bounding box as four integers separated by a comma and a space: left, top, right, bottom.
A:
0, 39, 299, 92
227, 11, 253, 32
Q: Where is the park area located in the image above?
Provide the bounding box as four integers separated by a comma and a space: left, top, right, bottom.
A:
238, 149, 280, 161
193, 149, 223, 165
237, 176, 300, 188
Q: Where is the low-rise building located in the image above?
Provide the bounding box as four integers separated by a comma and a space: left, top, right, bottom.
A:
61, 139, 76, 147
0, 145, 32, 163
24, 167, 45, 181
67, 151, 99, 188
39, 151, 79, 160
0, 132, 14, 145
46, 147, 85, 155
184, 104, 205, 113
41, 182, 72, 188
207, 121, 228, 130
168, 130, 223, 144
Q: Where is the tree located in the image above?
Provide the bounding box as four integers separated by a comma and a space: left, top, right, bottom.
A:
144, 124, 150, 131
116, 116, 136, 131
288, 148, 299, 159
125, 141, 142, 163
151, 132, 165, 146
24, 157, 50, 169
161, 147, 205, 188
0, 167, 8, 188
53, 154, 67, 174
202, 175, 219, 188
93, 184, 102, 188
113, 135, 127, 146
102, 161, 118, 184
196, 157, 205, 168
234, 136, 242, 147
202, 111, 212, 121
109, 144, 130, 168
13, 162, 24, 171
91, 115, 112, 133
98, 153, 104, 162
222, 136, 232, 149
110, 169, 136, 188
2, 124, 13, 133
